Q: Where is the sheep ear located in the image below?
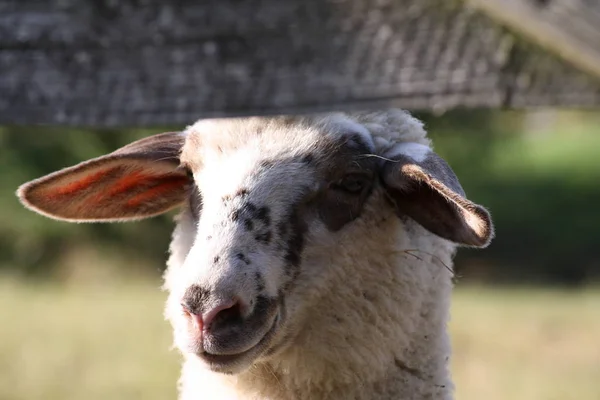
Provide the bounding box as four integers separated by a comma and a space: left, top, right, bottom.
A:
16, 132, 190, 223
381, 143, 494, 247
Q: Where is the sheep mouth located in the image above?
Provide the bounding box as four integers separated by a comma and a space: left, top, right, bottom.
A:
195, 307, 282, 373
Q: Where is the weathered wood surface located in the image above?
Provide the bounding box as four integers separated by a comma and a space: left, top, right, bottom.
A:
467, 0, 600, 80
1, 0, 599, 127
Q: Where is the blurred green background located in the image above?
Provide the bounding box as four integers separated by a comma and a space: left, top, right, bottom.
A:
2, 109, 599, 400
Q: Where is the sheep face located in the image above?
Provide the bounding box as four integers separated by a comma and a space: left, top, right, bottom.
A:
166, 116, 383, 373
16, 110, 494, 377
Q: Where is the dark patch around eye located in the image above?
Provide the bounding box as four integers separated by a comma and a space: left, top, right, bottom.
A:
313, 134, 378, 231
243, 219, 254, 231
318, 178, 374, 232
331, 174, 368, 194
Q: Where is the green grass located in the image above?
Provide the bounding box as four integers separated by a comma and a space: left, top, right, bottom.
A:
1, 279, 599, 400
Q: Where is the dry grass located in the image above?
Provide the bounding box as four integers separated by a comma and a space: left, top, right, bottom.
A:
1, 279, 599, 400
0, 279, 179, 400
452, 287, 600, 400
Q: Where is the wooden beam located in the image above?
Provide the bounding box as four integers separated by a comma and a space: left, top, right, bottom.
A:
466, 0, 600, 80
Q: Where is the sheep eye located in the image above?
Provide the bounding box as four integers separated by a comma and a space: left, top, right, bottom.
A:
331, 174, 367, 194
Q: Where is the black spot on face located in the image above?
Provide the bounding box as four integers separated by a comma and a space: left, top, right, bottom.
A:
277, 221, 287, 236
255, 271, 265, 292
255, 206, 271, 225
280, 205, 307, 279
255, 231, 272, 244
236, 252, 251, 265
213, 255, 220, 264
274, 223, 287, 252
284, 221, 304, 267
232, 202, 273, 234
244, 202, 257, 214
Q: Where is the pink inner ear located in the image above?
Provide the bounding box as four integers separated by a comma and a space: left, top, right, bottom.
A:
85, 168, 158, 206
106, 169, 153, 197
44, 166, 188, 210
48, 167, 120, 198
125, 175, 189, 208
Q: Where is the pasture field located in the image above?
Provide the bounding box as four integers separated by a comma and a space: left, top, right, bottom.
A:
1, 279, 599, 400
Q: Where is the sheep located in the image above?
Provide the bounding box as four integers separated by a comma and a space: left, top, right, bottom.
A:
17, 109, 494, 400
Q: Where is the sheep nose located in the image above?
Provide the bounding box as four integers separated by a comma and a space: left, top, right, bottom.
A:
181, 287, 242, 334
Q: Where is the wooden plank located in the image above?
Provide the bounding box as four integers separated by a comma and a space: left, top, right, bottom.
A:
466, 0, 600, 80
1, 0, 599, 126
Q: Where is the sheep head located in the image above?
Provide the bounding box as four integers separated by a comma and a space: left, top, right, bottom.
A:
17, 111, 493, 375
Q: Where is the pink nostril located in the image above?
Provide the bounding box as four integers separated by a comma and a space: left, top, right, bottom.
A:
182, 298, 241, 334
202, 299, 239, 329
